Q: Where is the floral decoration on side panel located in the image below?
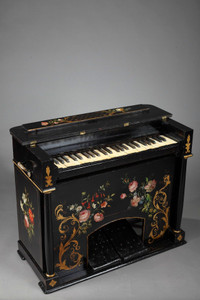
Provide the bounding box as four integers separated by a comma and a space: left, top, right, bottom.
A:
20, 188, 35, 240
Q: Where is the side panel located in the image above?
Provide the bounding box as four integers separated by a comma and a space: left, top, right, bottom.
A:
14, 167, 44, 270
52, 155, 175, 275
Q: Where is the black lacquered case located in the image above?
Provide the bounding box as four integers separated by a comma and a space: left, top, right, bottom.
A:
10, 104, 193, 293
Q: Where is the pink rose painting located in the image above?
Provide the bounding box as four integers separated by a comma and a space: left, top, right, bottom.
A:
144, 179, 156, 192
41, 121, 48, 126
94, 213, 104, 222
120, 193, 127, 199
128, 180, 138, 192
79, 210, 90, 223
130, 196, 141, 207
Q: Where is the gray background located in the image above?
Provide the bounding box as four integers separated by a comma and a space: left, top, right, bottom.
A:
0, 0, 200, 299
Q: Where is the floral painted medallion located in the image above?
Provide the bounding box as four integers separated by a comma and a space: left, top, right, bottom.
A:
20, 188, 35, 240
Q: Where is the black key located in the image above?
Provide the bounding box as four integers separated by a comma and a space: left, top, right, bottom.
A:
144, 138, 152, 145
74, 153, 83, 160
88, 150, 96, 157
127, 142, 136, 149
69, 154, 78, 161
148, 137, 156, 144
93, 149, 100, 156
57, 157, 66, 164
158, 135, 166, 141
116, 145, 124, 151
98, 148, 108, 155
104, 147, 112, 154
131, 141, 141, 147
138, 139, 147, 146
62, 156, 70, 163
153, 136, 163, 142
82, 152, 91, 158
54, 158, 61, 164
102, 147, 110, 154
120, 144, 129, 150
110, 145, 120, 152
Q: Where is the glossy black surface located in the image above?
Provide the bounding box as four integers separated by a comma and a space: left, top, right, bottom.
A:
10, 104, 193, 293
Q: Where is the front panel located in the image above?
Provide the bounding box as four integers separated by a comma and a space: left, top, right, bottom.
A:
52, 154, 176, 276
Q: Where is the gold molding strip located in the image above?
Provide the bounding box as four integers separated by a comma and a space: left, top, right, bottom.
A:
184, 154, 193, 159
46, 273, 56, 278
13, 160, 56, 194
173, 229, 181, 233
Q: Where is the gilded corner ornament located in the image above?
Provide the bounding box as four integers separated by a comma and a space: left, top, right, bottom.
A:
185, 135, 191, 154
177, 234, 183, 242
49, 279, 57, 287
45, 166, 53, 187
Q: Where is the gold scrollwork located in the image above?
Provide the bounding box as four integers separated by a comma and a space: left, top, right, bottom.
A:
45, 166, 53, 187
185, 134, 191, 154
55, 205, 83, 270
148, 175, 171, 244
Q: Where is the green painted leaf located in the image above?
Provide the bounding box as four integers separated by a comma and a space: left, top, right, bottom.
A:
145, 193, 151, 202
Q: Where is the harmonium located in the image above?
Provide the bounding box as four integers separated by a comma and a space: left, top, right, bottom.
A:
10, 104, 193, 293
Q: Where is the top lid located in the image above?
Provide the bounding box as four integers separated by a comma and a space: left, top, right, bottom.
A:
10, 104, 172, 146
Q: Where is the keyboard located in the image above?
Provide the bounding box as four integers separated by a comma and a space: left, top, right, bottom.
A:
53, 135, 177, 169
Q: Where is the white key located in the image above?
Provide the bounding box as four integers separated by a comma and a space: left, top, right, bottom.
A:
97, 148, 112, 159
124, 143, 140, 154
160, 135, 177, 145
58, 156, 70, 167
64, 155, 80, 167
81, 151, 97, 164
146, 138, 163, 149
121, 143, 137, 154
135, 141, 149, 152
106, 146, 125, 158
87, 150, 101, 162
92, 149, 108, 162
76, 152, 90, 164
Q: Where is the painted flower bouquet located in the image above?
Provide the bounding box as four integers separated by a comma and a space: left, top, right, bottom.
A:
20, 188, 34, 239
67, 181, 115, 234
121, 176, 157, 217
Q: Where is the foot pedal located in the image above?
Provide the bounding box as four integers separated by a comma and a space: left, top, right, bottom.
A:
103, 219, 148, 262
88, 228, 122, 272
